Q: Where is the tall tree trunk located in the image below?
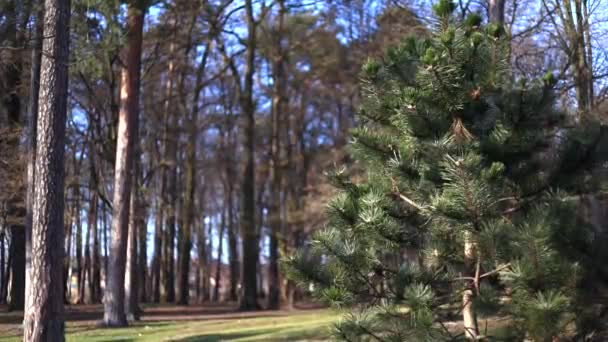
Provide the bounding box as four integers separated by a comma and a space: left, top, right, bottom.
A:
138, 197, 148, 303
226, 183, 239, 302
238, 0, 259, 311
24, 0, 44, 316
103, 2, 144, 327
4, 0, 25, 311
125, 167, 140, 321
82, 219, 91, 303
161, 41, 177, 304
88, 179, 101, 303
213, 210, 226, 302
74, 171, 84, 304
63, 205, 73, 303
268, 0, 287, 310
23, 0, 70, 338
197, 221, 208, 303
151, 196, 163, 303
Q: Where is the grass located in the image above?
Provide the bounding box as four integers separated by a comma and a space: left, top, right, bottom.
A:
0, 309, 338, 342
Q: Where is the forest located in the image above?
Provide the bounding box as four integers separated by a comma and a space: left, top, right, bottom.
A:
1, 0, 608, 341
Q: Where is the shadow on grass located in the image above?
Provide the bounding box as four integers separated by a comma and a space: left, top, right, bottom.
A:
175, 328, 280, 342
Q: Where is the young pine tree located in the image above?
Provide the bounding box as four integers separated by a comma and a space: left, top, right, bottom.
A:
285, 1, 603, 340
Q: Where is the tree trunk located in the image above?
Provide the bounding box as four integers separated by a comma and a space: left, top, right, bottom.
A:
226, 170, 239, 302
238, 0, 260, 311
88, 183, 101, 303
213, 210, 226, 302
103, 2, 144, 327
268, 0, 287, 310
197, 208, 208, 303
161, 40, 178, 304
22, 0, 70, 339
138, 198, 148, 303
488, 0, 505, 26
75, 173, 84, 304
462, 233, 479, 340
151, 197, 163, 303
63, 205, 73, 303
125, 170, 140, 321
8, 227, 25, 311
24, 0, 44, 315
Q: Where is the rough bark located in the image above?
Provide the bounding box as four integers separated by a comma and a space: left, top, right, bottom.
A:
125, 167, 140, 321
22, 0, 70, 339
226, 184, 239, 302
24, 0, 44, 316
267, 0, 287, 310
488, 0, 505, 26
103, 2, 144, 327
238, 0, 260, 311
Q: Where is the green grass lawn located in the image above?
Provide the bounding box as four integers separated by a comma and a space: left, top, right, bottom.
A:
0, 309, 338, 342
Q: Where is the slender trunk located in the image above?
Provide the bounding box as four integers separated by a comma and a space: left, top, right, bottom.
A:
75, 178, 84, 304
88, 184, 101, 303
103, 2, 144, 326
161, 41, 177, 304
23, 0, 70, 338
227, 179, 239, 302
82, 222, 91, 304
197, 206, 207, 303
8, 227, 25, 310
152, 197, 163, 303
138, 199, 148, 303
0, 232, 5, 303
63, 206, 73, 303
462, 233, 479, 340
102, 201, 108, 281
213, 211, 226, 302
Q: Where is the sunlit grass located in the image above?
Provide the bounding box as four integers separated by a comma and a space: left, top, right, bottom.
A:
0, 309, 338, 342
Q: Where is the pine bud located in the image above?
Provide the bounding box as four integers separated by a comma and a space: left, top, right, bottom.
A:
423, 47, 437, 65
465, 13, 483, 29
363, 58, 381, 78
542, 72, 556, 87
470, 32, 484, 47
441, 28, 456, 45
433, 0, 456, 18
487, 23, 503, 38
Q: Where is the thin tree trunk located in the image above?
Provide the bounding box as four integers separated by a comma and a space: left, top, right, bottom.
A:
88, 177, 101, 303
63, 205, 73, 303
75, 172, 84, 304
23, 0, 70, 338
213, 211, 226, 302
151, 197, 163, 303
103, 2, 144, 327
227, 184, 239, 302
138, 197, 148, 303
462, 233, 479, 340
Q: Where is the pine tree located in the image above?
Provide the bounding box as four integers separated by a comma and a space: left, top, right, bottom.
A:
285, 1, 605, 340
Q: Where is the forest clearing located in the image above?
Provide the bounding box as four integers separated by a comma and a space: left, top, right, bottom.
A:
2, 0, 608, 340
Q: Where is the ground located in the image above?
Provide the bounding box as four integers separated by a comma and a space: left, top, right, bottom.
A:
0, 303, 338, 341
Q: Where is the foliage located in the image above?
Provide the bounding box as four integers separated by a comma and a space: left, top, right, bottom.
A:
284, 0, 606, 340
